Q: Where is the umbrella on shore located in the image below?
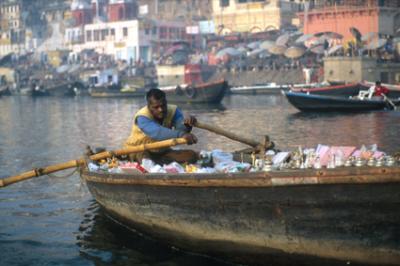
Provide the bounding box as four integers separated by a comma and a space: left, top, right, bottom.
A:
314, 31, 343, 39
295, 34, 314, 44
216, 47, 243, 58
276, 33, 290, 46
361, 32, 378, 42
260, 40, 275, 50
268, 44, 287, 55
247, 41, 260, 50
309, 44, 325, 54
247, 48, 269, 58
304, 36, 323, 48
237, 46, 248, 53
350, 27, 362, 42
284, 46, 306, 59
327, 44, 344, 55
364, 39, 387, 50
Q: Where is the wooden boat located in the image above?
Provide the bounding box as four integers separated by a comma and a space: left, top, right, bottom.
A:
81, 166, 400, 265
29, 73, 76, 97
0, 85, 9, 96
293, 82, 400, 99
160, 79, 228, 104
89, 84, 146, 98
229, 82, 324, 95
291, 83, 368, 97
283, 91, 399, 112
157, 64, 228, 103
230, 83, 290, 95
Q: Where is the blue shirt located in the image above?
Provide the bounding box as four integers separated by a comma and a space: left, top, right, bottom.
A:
136, 108, 190, 140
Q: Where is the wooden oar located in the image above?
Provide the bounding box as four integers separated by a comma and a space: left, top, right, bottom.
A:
382, 94, 397, 110
194, 121, 272, 150
0, 138, 187, 188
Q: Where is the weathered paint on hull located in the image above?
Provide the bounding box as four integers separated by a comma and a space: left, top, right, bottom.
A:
291, 83, 366, 97
82, 169, 400, 265
163, 80, 228, 104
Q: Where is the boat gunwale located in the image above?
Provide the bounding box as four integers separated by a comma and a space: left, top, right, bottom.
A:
81, 166, 400, 187
160, 79, 227, 91
285, 91, 399, 103
291, 82, 362, 92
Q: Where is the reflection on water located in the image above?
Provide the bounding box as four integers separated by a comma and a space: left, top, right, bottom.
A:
0, 95, 399, 266
77, 201, 231, 266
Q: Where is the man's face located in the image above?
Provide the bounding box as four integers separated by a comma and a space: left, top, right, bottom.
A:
148, 97, 167, 121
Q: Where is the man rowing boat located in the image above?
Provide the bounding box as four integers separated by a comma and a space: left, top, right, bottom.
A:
124, 88, 199, 164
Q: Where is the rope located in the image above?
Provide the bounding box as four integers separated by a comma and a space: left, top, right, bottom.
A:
47, 167, 79, 178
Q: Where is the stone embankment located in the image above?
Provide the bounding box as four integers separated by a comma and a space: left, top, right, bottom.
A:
212, 68, 306, 86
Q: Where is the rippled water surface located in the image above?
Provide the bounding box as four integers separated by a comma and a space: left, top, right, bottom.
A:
1, 95, 399, 266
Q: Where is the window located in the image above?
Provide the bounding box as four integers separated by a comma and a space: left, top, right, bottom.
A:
220, 0, 229, 7
101, 29, 108, 40
94, 30, 100, 41
111, 28, 115, 36
152, 26, 157, 35
160, 27, 167, 38
123, 27, 128, 37
86, 30, 92, 42
119, 7, 124, 19
89, 76, 98, 85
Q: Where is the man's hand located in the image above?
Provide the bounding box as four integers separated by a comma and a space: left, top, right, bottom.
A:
182, 133, 198, 145
184, 115, 197, 127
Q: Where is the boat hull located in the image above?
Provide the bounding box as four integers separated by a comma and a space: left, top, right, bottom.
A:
284, 91, 398, 111
230, 84, 289, 95
292, 82, 400, 99
161, 79, 228, 104
82, 168, 400, 265
291, 83, 367, 97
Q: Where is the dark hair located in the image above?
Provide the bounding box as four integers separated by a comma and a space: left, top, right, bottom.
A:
146, 88, 166, 102
375, 81, 381, 86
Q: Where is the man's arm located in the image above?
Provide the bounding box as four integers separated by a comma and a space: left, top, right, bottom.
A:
173, 108, 192, 132
367, 86, 375, 99
137, 116, 184, 141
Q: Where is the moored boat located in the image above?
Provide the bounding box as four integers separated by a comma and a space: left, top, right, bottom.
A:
89, 83, 146, 98
81, 166, 400, 265
230, 83, 290, 95
283, 90, 399, 112
157, 64, 228, 103
291, 82, 367, 97
160, 79, 228, 104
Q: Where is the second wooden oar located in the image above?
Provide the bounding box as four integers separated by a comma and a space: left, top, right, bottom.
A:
0, 138, 187, 188
194, 121, 272, 149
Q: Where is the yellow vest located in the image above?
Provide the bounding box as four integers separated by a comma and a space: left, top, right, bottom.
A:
124, 104, 178, 148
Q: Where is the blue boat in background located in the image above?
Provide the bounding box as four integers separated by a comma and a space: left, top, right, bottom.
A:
283, 90, 399, 112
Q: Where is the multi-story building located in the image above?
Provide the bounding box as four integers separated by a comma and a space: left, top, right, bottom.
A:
65, 0, 187, 63
298, 0, 400, 39
71, 0, 93, 26
136, 0, 212, 22
67, 19, 186, 62
212, 0, 301, 35
300, 1, 400, 84
107, 0, 137, 22
0, 0, 25, 55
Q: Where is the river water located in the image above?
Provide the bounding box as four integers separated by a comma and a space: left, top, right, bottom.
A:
1, 95, 399, 266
